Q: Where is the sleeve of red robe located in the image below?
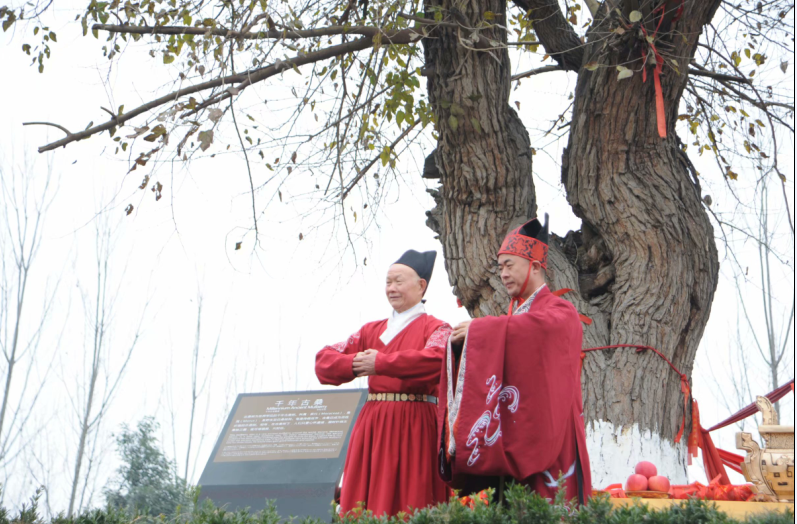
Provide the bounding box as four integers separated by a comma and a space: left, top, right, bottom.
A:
315, 328, 367, 386
447, 294, 582, 480
375, 323, 452, 381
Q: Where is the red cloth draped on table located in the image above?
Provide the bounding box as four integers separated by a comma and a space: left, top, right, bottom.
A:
691, 378, 794, 485
315, 314, 451, 517
438, 286, 592, 503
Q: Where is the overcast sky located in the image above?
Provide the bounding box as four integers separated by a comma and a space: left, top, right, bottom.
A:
0, 0, 794, 513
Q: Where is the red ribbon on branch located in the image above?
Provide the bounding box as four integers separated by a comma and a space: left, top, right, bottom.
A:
640, 34, 667, 138
639, 0, 685, 139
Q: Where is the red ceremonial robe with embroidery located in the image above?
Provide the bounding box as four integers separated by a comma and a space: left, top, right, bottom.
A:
438, 286, 592, 503
315, 314, 451, 516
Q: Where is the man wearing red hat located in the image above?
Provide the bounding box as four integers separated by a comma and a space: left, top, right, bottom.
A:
315, 250, 451, 516
438, 215, 592, 505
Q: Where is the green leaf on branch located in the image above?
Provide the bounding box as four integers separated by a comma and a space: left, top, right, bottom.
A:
629, 10, 642, 23
470, 118, 482, 133
380, 146, 391, 167
448, 115, 459, 132
143, 124, 167, 142
616, 66, 633, 80
198, 130, 213, 151
2, 14, 17, 32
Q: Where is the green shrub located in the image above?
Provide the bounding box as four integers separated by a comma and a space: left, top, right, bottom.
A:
1, 483, 792, 524
104, 418, 191, 517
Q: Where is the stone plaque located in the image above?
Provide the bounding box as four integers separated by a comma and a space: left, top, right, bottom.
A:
214, 392, 361, 462
198, 389, 367, 520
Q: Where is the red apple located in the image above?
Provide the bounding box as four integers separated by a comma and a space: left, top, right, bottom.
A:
635, 461, 658, 478
625, 473, 648, 491
648, 475, 670, 493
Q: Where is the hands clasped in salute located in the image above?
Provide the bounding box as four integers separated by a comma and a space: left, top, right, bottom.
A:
353, 349, 378, 377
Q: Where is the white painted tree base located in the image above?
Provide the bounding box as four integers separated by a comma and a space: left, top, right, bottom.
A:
585, 420, 688, 489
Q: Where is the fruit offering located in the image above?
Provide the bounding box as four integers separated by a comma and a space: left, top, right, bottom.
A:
625, 473, 649, 491
648, 475, 671, 493
635, 461, 658, 478
625, 461, 671, 495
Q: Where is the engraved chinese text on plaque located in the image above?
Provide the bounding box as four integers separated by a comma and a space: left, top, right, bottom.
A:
198, 390, 367, 521
214, 392, 360, 462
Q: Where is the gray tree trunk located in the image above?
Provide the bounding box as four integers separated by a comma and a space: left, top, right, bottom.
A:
425, 0, 721, 485
422, 0, 535, 318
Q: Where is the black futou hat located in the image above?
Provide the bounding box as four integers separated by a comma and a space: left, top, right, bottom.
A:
394, 250, 437, 284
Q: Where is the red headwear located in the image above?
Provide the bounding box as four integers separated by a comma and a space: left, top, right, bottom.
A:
498, 215, 549, 314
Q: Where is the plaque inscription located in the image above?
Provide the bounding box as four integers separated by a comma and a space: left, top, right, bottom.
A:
213, 391, 361, 462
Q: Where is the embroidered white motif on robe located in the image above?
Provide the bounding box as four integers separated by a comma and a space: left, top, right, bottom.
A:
425, 324, 451, 350
464, 376, 521, 467
447, 335, 468, 456
543, 461, 576, 488
325, 330, 361, 353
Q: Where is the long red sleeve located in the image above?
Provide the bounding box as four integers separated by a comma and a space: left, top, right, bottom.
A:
375, 324, 451, 382
315, 329, 364, 386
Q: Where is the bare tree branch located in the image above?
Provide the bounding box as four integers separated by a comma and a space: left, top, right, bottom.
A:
34, 31, 418, 153
21, 121, 73, 137
511, 64, 563, 81
339, 118, 419, 201
0, 156, 60, 473
93, 22, 414, 40
686, 68, 752, 84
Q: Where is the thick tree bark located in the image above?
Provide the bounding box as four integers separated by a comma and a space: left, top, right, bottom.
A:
422, 0, 535, 318
426, 0, 721, 486
561, 1, 720, 484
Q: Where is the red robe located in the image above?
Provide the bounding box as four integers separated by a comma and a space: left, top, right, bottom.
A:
315, 313, 451, 516
437, 286, 592, 503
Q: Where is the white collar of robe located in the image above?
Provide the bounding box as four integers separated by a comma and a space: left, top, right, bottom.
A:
379, 301, 426, 346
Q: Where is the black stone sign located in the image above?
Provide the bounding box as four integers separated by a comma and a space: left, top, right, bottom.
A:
198, 389, 367, 520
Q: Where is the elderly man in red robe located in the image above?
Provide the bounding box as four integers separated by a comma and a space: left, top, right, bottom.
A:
315, 250, 451, 517
438, 215, 592, 505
